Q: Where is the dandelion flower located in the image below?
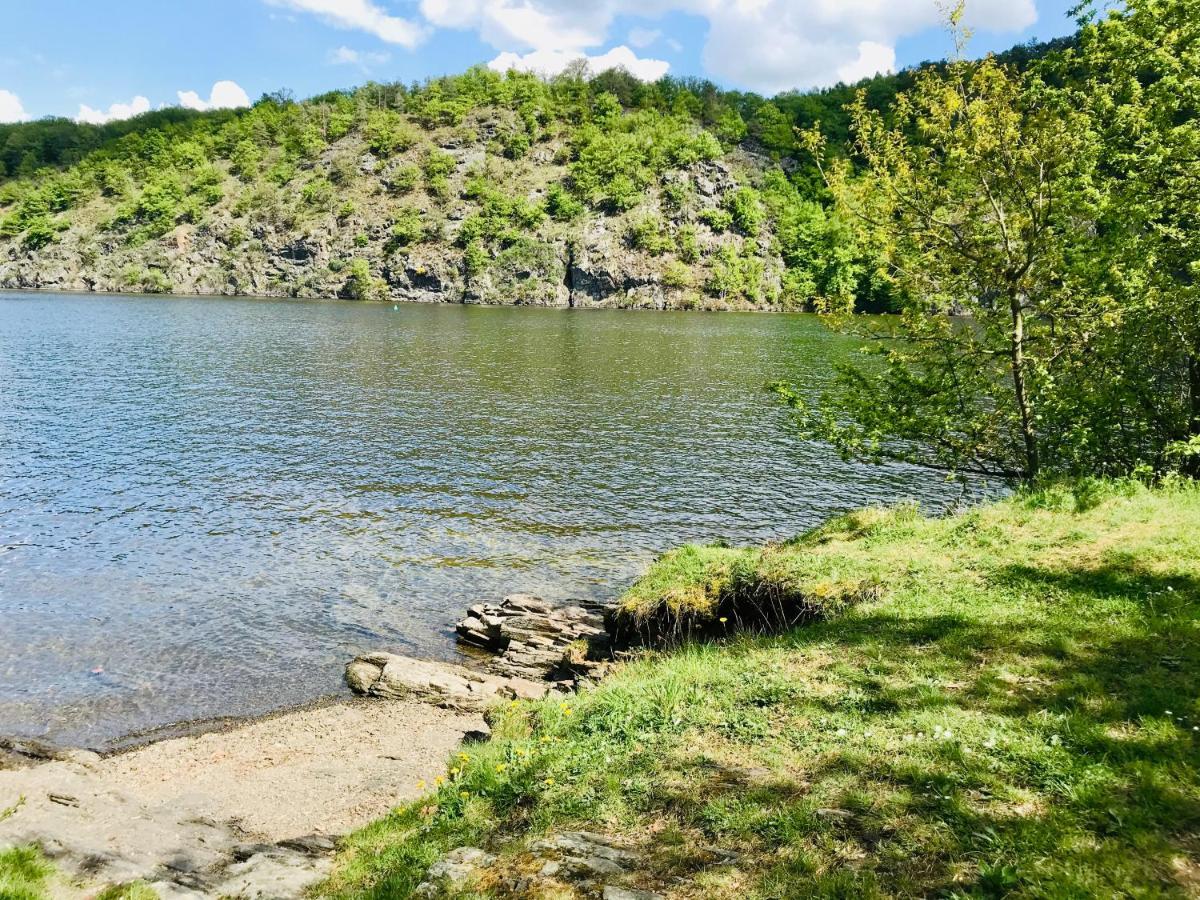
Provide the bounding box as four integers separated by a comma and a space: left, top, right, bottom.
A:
416, 779, 426, 790
496, 763, 507, 772
544, 777, 555, 785
435, 775, 445, 785
460, 791, 469, 799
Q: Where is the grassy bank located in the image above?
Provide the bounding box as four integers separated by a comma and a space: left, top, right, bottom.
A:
321, 479, 1200, 898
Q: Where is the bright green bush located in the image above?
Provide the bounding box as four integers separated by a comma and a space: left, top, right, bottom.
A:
364, 110, 417, 157
627, 215, 673, 255
724, 186, 764, 235
389, 207, 425, 248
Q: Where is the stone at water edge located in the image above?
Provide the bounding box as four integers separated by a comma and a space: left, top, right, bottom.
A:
345, 651, 547, 711
454, 593, 612, 682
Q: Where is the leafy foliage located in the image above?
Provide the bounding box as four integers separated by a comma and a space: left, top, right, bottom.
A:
778, 2, 1195, 482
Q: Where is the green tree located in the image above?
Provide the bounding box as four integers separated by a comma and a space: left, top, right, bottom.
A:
1063, 0, 1200, 472
784, 20, 1102, 481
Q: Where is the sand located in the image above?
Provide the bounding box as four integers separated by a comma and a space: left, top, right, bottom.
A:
0, 697, 482, 897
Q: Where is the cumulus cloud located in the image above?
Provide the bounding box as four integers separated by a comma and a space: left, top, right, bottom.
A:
419, 0, 1038, 93
266, 0, 427, 48
627, 26, 661, 49
837, 41, 896, 85
262, 0, 1038, 92
0, 88, 29, 123
329, 45, 392, 68
488, 44, 670, 81
177, 80, 252, 111
76, 94, 151, 125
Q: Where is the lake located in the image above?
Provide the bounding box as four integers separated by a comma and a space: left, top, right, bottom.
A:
0, 292, 984, 748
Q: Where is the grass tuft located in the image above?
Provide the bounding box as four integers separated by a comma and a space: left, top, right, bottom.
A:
0, 846, 50, 900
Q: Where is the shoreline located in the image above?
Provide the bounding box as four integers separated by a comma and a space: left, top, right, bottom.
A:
0, 691, 355, 767
0, 684, 485, 896
0, 284, 805, 314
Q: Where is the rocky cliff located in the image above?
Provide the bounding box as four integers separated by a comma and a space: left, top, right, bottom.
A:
0, 104, 795, 311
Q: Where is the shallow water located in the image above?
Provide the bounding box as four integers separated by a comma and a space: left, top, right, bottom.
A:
0, 293, 982, 747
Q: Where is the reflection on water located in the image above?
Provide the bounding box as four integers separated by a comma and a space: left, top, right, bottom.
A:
0, 293, 983, 747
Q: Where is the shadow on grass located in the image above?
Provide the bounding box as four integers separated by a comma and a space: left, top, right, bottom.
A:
630, 558, 1200, 897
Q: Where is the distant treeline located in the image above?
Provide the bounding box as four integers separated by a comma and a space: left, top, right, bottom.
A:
0, 35, 1074, 183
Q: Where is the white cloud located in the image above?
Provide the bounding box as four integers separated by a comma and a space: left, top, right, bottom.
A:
0, 88, 28, 123
488, 45, 670, 81
265, 0, 427, 48
837, 41, 896, 84
329, 45, 392, 67
627, 26, 661, 48
417, 0, 1037, 93
76, 94, 151, 125
177, 80, 252, 111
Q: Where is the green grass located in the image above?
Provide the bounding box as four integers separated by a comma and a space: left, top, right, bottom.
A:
0, 843, 157, 900
0, 847, 50, 900
319, 479, 1200, 898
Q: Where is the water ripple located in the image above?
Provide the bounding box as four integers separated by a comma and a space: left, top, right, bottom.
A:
0, 293, 989, 747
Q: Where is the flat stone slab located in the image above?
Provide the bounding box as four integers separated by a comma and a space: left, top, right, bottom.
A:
345, 652, 549, 710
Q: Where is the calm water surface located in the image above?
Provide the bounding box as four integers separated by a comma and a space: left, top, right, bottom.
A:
0, 293, 981, 747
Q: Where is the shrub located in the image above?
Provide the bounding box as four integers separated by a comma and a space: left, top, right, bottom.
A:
301, 177, 334, 208
21, 216, 60, 249
266, 160, 296, 186
230, 140, 262, 179
364, 110, 417, 157
699, 207, 733, 232
627, 215, 673, 256
662, 260, 692, 288
422, 150, 456, 180
724, 186, 764, 235
341, 258, 385, 300
545, 184, 583, 221
389, 207, 425, 248
387, 166, 420, 194
677, 224, 700, 262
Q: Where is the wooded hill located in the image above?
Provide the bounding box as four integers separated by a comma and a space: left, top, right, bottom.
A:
0, 39, 1067, 309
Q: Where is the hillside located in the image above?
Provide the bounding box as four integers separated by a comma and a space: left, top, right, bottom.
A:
0, 40, 1068, 311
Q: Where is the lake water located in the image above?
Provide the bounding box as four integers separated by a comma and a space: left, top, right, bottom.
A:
0, 292, 982, 748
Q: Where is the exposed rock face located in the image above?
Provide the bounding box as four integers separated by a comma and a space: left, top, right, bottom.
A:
345, 651, 548, 710
418, 833, 670, 898
414, 846, 497, 897
0, 114, 787, 311
455, 593, 612, 682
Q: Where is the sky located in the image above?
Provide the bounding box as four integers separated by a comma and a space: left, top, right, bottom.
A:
0, 0, 1079, 125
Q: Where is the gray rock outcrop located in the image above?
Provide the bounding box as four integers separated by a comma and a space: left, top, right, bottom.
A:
345, 651, 548, 710
455, 593, 611, 681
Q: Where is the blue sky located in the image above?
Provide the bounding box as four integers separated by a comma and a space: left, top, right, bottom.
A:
0, 0, 1078, 124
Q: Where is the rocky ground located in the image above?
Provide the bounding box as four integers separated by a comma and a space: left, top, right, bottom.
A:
0, 698, 480, 898
0, 594, 616, 898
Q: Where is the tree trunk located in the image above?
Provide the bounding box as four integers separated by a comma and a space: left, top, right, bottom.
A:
1010, 297, 1040, 481
1190, 354, 1200, 438
1186, 353, 1200, 477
